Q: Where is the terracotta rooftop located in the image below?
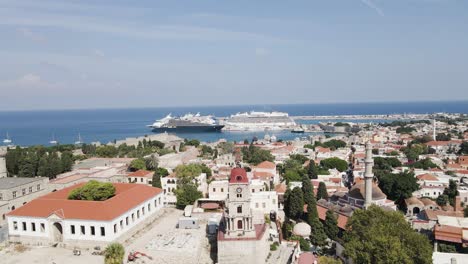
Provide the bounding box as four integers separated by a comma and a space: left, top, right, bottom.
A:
254, 161, 276, 170
229, 168, 248, 184
434, 225, 463, 243
416, 173, 439, 181
7, 183, 162, 221
316, 204, 348, 229
128, 170, 153, 177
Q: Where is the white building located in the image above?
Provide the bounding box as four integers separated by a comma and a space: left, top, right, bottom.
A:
161, 172, 207, 204
0, 177, 49, 225
126, 170, 154, 185
7, 183, 164, 247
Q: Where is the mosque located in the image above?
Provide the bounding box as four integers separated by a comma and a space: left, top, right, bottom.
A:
329, 142, 396, 212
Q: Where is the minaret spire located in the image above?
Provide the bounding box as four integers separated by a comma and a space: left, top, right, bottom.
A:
364, 141, 374, 208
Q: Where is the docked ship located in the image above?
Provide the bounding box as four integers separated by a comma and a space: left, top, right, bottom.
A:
222, 111, 296, 131
148, 113, 224, 132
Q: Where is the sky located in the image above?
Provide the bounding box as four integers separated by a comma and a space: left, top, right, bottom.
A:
0, 0, 467, 111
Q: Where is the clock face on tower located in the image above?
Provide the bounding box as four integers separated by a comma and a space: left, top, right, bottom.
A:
236, 187, 242, 193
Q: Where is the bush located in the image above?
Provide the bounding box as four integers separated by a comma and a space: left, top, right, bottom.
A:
104, 243, 125, 264
68, 180, 116, 201
270, 242, 279, 251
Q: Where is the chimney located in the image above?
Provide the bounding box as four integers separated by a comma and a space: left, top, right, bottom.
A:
455, 196, 462, 212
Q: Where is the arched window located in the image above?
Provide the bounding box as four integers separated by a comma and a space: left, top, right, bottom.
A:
237, 220, 243, 229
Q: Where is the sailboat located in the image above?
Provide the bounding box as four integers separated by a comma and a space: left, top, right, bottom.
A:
49, 133, 58, 145
75, 133, 83, 145
3, 132, 12, 144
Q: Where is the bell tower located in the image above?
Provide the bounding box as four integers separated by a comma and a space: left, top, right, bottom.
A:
224, 168, 255, 238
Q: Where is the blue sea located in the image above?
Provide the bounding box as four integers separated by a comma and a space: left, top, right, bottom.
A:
0, 101, 466, 147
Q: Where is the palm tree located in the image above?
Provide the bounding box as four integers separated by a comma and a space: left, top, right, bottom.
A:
145, 154, 159, 171
104, 242, 125, 264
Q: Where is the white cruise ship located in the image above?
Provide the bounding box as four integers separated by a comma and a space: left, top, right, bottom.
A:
222, 111, 296, 131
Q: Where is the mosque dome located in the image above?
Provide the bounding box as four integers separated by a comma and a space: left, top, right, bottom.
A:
293, 222, 311, 238
348, 182, 386, 201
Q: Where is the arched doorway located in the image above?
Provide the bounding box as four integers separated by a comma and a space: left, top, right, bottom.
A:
11, 206, 15, 211
413, 207, 420, 215
237, 220, 243, 229
52, 222, 63, 242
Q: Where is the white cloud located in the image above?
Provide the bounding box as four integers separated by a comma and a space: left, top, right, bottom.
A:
360, 0, 385, 17
0, 73, 58, 91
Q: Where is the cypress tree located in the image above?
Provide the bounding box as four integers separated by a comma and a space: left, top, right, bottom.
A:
317, 181, 329, 200
324, 210, 339, 240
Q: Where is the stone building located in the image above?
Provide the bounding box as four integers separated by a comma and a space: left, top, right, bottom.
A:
217, 168, 269, 264
7, 183, 163, 247
0, 177, 49, 224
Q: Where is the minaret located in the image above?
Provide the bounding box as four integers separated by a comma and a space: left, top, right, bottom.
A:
433, 119, 436, 141
364, 141, 374, 208
0, 149, 7, 178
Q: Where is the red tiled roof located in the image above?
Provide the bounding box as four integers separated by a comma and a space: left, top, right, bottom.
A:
254, 161, 276, 170
253, 171, 274, 180
316, 204, 348, 229
229, 168, 248, 183
128, 170, 153, 177
416, 173, 439, 181
7, 183, 162, 221
434, 225, 463, 243
298, 252, 318, 264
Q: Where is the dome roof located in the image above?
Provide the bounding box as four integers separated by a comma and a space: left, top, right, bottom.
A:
348, 182, 386, 201
293, 222, 311, 237
229, 168, 248, 184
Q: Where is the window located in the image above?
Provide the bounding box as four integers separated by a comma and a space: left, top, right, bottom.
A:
37, 184, 40, 191
221, 188, 224, 192
22, 189, 26, 195
155, 200, 157, 207
80, 225, 85, 235
31, 222, 36, 232
213, 188, 216, 192
13, 221, 18, 230
114, 224, 117, 234
120, 220, 123, 229
22, 222, 27, 231
237, 205, 242, 213
137, 210, 140, 219
91, 226, 95, 236
262, 203, 266, 208
126, 217, 129, 226
140, 178, 143, 182
0, 193, 2, 200
252, 189, 255, 193
255, 203, 259, 208
12, 191, 17, 198
132, 213, 135, 222
237, 193, 242, 198
158, 197, 161, 205
142, 207, 145, 215
100, 227, 105, 236
71, 225, 76, 234
40, 223, 45, 232
29, 187, 33, 193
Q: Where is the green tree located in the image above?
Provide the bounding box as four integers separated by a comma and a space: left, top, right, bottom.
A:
129, 158, 146, 171
443, 180, 459, 207
411, 158, 438, 170
436, 194, 449, 206
307, 161, 318, 179
96, 145, 119, 158
68, 180, 116, 201
324, 210, 339, 240
317, 182, 329, 200
377, 171, 419, 202
241, 144, 274, 165
320, 157, 348, 172
343, 205, 432, 264
104, 243, 125, 264
152, 170, 162, 188
318, 256, 342, 264
156, 167, 169, 177
175, 183, 203, 209
60, 151, 74, 172
285, 187, 304, 220
144, 154, 159, 171
322, 139, 346, 150
436, 133, 451, 141
302, 175, 315, 210
458, 141, 468, 155
307, 206, 327, 246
